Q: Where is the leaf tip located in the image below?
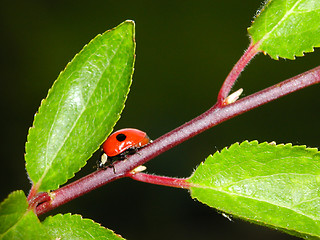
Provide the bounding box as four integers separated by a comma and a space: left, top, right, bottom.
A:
124, 19, 135, 25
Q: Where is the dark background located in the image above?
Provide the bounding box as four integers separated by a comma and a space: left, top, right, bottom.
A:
1, 1, 319, 239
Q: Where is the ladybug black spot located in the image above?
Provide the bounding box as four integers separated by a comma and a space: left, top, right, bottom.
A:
116, 133, 127, 142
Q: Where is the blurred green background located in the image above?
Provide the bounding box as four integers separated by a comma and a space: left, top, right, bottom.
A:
1, 1, 319, 239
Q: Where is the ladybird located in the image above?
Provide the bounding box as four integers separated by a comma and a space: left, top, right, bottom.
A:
99, 128, 151, 168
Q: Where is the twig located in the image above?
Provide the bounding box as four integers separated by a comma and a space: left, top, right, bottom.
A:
35, 65, 320, 216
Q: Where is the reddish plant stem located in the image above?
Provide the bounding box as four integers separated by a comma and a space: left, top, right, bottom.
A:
28, 192, 50, 209
36, 65, 320, 216
36, 167, 125, 215
127, 172, 191, 189
217, 42, 260, 105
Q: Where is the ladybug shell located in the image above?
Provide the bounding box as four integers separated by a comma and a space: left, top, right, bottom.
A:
102, 128, 150, 157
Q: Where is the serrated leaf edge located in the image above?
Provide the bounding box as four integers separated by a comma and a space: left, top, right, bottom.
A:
212, 140, 317, 156
43, 213, 125, 239
25, 20, 135, 192
248, 0, 320, 60
189, 140, 320, 238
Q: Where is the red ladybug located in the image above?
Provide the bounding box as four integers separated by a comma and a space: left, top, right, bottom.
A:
99, 128, 151, 168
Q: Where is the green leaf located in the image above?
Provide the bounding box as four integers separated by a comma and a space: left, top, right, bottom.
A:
0, 191, 50, 239
43, 213, 124, 240
25, 20, 135, 192
188, 141, 320, 239
248, 0, 320, 59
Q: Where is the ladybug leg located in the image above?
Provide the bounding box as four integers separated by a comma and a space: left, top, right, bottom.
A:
125, 147, 139, 155
99, 160, 116, 173
103, 157, 117, 173
108, 164, 116, 174
98, 147, 140, 172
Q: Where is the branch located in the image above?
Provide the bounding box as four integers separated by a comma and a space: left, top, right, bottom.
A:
35, 65, 320, 216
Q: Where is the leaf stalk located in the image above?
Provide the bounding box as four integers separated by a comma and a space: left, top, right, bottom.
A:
217, 42, 260, 104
